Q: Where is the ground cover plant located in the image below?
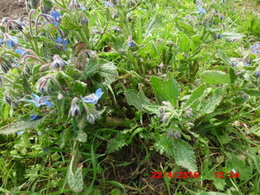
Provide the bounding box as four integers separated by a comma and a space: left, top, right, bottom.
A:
0, 0, 259, 194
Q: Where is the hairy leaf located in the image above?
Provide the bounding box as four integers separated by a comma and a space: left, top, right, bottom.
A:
68, 167, 84, 192
200, 71, 230, 85
0, 118, 45, 135
150, 73, 180, 106
125, 89, 151, 111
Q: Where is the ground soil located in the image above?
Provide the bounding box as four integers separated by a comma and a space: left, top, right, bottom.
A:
0, 0, 27, 19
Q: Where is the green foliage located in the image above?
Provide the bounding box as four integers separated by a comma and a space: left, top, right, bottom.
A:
150, 73, 180, 106
0, 0, 259, 194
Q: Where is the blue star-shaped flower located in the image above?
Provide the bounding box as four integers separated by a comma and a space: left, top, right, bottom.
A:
50, 10, 61, 26
81, 88, 104, 104
5, 36, 18, 48
30, 114, 42, 121
56, 36, 69, 50
197, 6, 206, 14
24, 93, 53, 107
104, 1, 114, 7
17, 130, 25, 135
15, 48, 26, 55
251, 42, 260, 54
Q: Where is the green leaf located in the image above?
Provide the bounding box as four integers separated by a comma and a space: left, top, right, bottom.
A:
213, 178, 226, 191
155, 135, 197, 172
83, 59, 101, 78
150, 73, 180, 106
218, 50, 232, 66
68, 167, 84, 192
77, 130, 87, 142
99, 62, 119, 85
125, 89, 151, 111
200, 71, 231, 85
187, 84, 207, 105
242, 89, 260, 97
173, 140, 197, 172
107, 134, 128, 153
199, 87, 224, 115
0, 118, 45, 135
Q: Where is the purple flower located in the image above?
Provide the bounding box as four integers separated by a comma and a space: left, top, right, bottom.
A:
69, 97, 81, 117
50, 55, 68, 70
81, 88, 104, 104
24, 93, 53, 107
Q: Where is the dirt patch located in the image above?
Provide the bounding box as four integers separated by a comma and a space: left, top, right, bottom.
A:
0, 0, 27, 19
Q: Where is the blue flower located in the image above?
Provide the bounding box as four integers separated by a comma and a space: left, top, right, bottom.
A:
0, 38, 4, 45
128, 41, 136, 47
231, 62, 237, 66
24, 93, 53, 107
81, 6, 86, 11
30, 114, 42, 121
17, 130, 25, 135
5, 36, 18, 49
43, 147, 48, 152
81, 88, 104, 104
197, 6, 206, 14
256, 70, 260, 77
216, 34, 222, 39
50, 10, 61, 26
15, 48, 26, 55
251, 42, 260, 54
37, 131, 42, 135
104, 1, 114, 7
56, 36, 69, 50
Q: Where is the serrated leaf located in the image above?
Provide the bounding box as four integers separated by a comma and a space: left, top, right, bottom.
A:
213, 178, 226, 191
68, 167, 83, 192
173, 140, 197, 172
125, 89, 151, 111
150, 73, 180, 106
107, 134, 128, 153
0, 118, 45, 135
84, 59, 101, 78
200, 71, 231, 85
99, 62, 119, 85
155, 135, 197, 172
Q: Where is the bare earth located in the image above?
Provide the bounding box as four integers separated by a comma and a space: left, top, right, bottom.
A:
0, 0, 26, 19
